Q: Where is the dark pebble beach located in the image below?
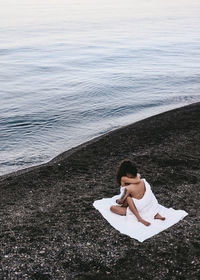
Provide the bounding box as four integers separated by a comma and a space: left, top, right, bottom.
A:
0, 102, 199, 280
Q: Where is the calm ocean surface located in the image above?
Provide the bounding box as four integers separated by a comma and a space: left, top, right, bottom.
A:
0, 0, 200, 175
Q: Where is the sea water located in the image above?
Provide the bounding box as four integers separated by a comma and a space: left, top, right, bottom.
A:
0, 0, 200, 175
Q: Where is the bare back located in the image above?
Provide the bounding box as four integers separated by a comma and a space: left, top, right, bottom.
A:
126, 180, 146, 200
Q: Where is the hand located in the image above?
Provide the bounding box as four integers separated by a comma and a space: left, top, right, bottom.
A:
116, 199, 123, 204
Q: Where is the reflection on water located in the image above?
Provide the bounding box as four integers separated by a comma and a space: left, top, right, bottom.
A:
0, 0, 200, 175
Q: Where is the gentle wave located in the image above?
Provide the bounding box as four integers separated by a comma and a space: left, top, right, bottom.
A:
0, 0, 200, 175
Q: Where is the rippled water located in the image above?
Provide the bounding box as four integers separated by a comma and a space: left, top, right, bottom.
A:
0, 0, 200, 175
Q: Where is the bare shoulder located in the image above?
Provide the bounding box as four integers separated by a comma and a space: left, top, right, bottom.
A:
129, 180, 145, 194
125, 184, 138, 192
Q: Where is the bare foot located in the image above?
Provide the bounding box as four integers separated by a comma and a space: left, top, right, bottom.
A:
138, 218, 151, 226
154, 213, 166, 221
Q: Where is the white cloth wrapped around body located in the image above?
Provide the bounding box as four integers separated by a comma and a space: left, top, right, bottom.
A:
93, 178, 188, 242
124, 179, 159, 221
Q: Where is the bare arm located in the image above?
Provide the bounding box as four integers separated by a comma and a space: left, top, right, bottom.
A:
121, 173, 141, 185
116, 188, 130, 204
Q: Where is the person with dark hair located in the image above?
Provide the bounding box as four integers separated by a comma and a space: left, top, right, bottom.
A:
110, 159, 165, 226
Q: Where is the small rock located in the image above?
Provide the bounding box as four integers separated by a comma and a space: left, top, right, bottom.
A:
39, 250, 45, 254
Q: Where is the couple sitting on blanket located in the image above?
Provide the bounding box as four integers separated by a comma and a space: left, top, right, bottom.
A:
110, 159, 166, 226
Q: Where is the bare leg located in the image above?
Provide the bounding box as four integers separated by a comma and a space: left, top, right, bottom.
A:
122, 200, 128, 207
154, 213, 166, 220
127, 197, 151, 226
110, 205, 127, 216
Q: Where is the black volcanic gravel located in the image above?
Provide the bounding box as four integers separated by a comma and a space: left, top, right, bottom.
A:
0, 102, 200, 280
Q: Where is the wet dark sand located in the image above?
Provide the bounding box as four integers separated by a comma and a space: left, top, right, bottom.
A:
0, 102, 199, 280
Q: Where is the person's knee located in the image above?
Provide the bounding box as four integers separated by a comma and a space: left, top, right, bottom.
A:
110, 205, 115, 212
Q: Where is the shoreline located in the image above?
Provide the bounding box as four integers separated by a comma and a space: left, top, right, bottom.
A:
1, 101, 198, 180
0, 102, 199, 279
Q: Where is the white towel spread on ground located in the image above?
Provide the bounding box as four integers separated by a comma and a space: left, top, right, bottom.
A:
93, 179, 188, 242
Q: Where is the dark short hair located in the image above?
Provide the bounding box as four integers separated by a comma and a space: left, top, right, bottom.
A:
116, 159, 138, 186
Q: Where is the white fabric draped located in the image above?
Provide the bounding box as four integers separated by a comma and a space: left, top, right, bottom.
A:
93, 179, 188, 242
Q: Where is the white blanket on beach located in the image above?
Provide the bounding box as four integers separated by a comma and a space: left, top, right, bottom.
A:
93, 179, 188, 242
